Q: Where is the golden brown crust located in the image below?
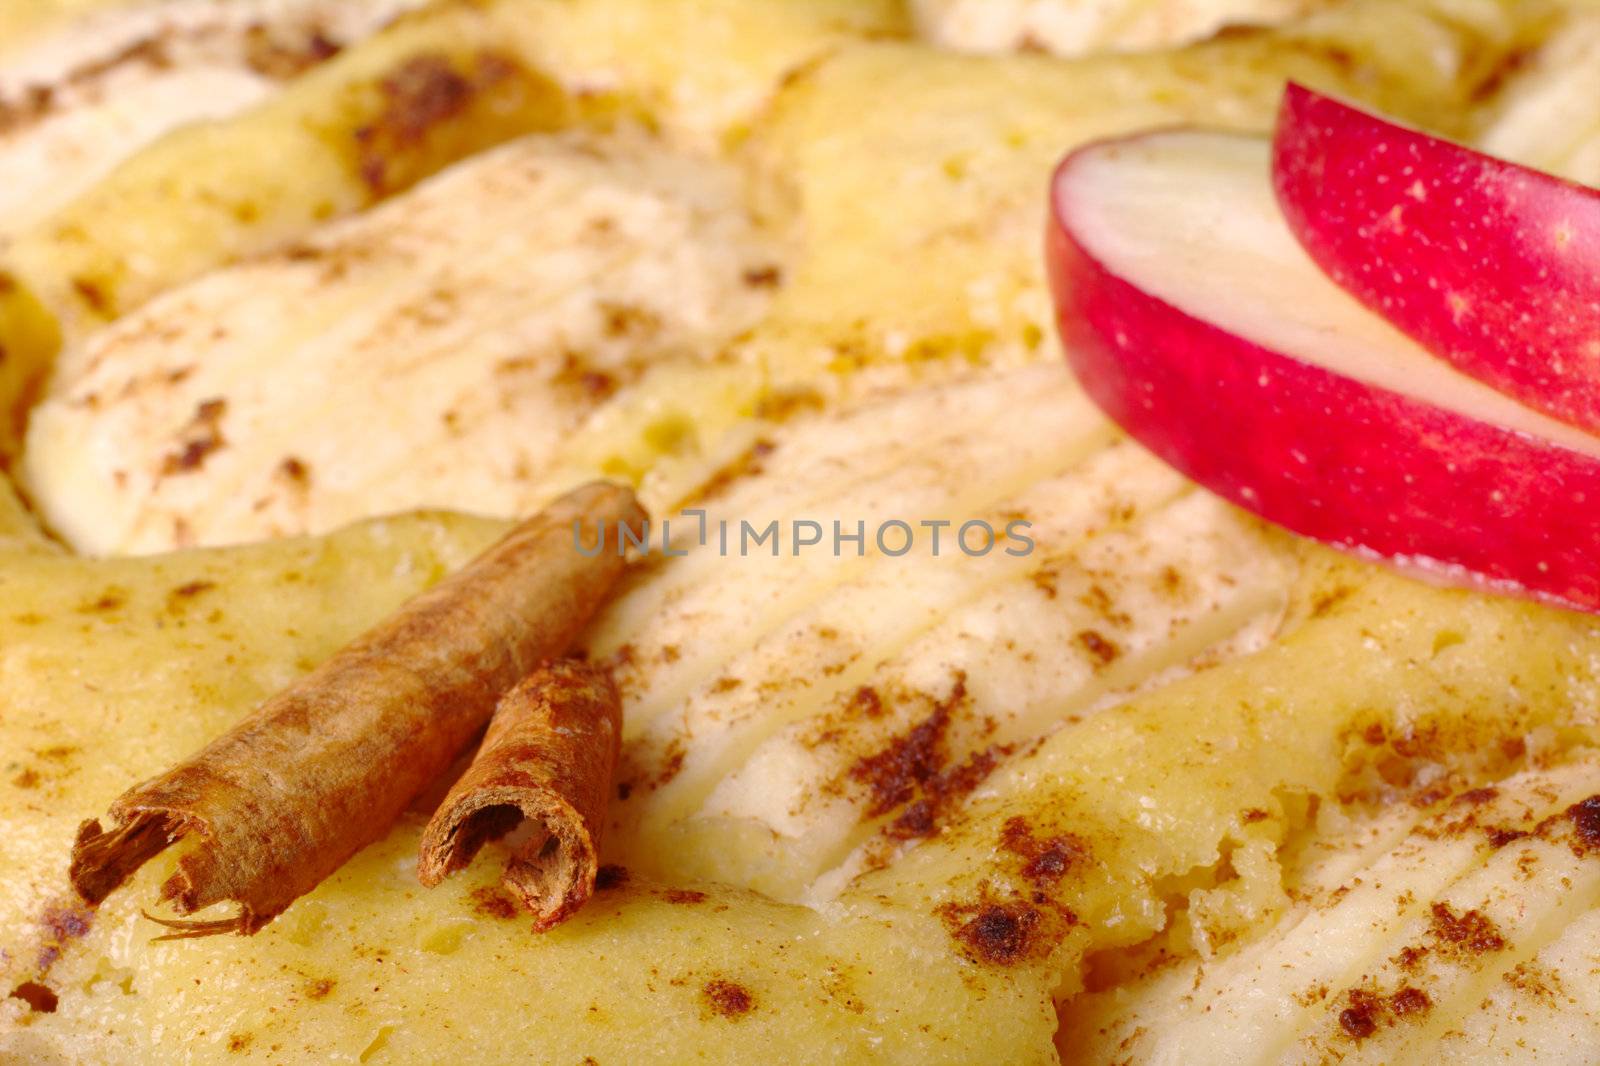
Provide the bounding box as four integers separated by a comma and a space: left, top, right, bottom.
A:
69, 481, 646, 935
417, 660, 621, 931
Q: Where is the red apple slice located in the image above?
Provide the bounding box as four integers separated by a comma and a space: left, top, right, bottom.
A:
1273, 82, 1600, 432
1046, 129, 1600, 613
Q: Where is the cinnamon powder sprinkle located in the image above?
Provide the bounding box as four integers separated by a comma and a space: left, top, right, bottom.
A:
849, 674, 967, 818
1567, 795, 1600, 855
702, 979, 755, 1018
998, 816, 1090, 887
663, 889, 708, 905
935, 882, 1079, 967
1428, 901, 1506, 955
940, 900, 1043, 966
1338, 993, 1378, 1040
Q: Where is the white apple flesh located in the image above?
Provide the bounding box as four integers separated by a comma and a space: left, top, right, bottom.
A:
1273, 83, 1600, 432
1047, 129, 1600, 613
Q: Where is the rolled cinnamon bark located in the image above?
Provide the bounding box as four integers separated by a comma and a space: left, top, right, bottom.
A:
70, 482, 645, 935
418, 660, 620, 930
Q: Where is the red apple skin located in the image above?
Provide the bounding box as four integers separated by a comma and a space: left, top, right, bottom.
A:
1273, 82, 1600, 433
1047, 152, 1600, 614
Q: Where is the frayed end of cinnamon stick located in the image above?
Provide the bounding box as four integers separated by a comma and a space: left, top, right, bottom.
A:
71, 811, 183, 906
141, 910, 248, 941
72, 807, 265, 936
418, 660, 620, 931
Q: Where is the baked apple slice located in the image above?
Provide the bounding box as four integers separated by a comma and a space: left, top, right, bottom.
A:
1273, 82, 1600, 431
1046, 129, 1600, 613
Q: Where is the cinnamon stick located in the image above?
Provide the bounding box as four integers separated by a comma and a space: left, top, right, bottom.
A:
417, 660, 620, 930
70, 482, 645, 935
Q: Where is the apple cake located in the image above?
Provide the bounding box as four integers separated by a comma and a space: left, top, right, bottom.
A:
3, 1, 1600, 1063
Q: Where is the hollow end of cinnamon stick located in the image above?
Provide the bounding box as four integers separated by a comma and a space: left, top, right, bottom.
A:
417, 660, 621, 931
418, 789, 599, 931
